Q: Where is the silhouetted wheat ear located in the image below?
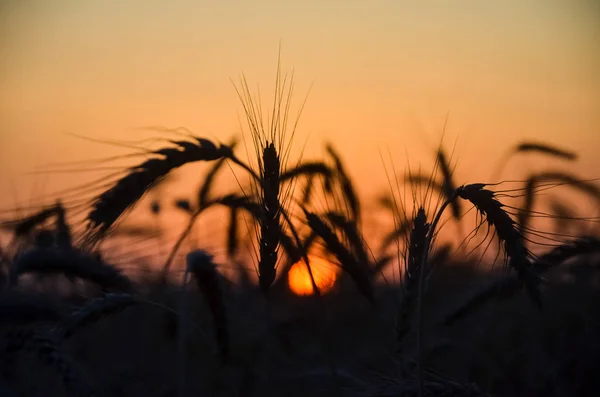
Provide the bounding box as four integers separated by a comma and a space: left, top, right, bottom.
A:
515, 141, 577, 160
279, 161, 332, 183
10, 247, 133, 292
533, 236, 600, 272
7, 204, 61, 238
5, 328, 95, 397
84, 137, 231, 245
258, 142, 281, 294
326, 144, 360, 222
491, 140, 578, 181
186, 250, 229, 361
441, 238, 600, 326
325, 211, 369, 266
396, 208, 430, 355
519, 171, 600, 237
304, 209, 374, 303
0, 291, 65, 326
275, 230, 317, 285
59, 293, 137, 339
456, 184, 542, 307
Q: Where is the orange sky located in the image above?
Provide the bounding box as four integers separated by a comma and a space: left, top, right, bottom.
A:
1, 0, 599, 211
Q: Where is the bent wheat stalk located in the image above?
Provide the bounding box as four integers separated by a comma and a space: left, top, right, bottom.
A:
84, 137, 232, 246
413, 183, 541, 397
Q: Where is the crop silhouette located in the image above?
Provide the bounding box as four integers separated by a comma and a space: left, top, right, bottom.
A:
0, 59, 598, 397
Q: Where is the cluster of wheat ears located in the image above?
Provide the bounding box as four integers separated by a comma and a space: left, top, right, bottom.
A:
1, 67, 599, 397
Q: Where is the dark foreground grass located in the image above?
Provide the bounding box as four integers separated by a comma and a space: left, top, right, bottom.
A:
1, 258, 599, 397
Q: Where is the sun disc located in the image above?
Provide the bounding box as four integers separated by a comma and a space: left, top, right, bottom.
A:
288, 255, 339, 295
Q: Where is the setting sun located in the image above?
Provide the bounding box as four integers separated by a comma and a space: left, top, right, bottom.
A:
288, 256, 340, 296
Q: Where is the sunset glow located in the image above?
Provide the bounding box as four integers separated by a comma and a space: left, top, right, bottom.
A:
288, 256, 340, 296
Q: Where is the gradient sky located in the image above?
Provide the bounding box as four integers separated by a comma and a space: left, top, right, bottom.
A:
1, 0, 599, 211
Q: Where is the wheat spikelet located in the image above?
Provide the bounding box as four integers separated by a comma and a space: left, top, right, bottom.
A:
59, 293, 137, 339
10, 247, 133, 292
456, 184, 541, 306
304, 209, 374, 303
396, 208, 430, 355
84, 137, 231, 245
257, 142, 282, 294
186, 250, 229, 361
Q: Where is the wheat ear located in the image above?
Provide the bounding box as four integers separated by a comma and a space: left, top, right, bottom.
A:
396, 208, 430, 356
84, 137, 231, 245
255, 142, 281, 294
